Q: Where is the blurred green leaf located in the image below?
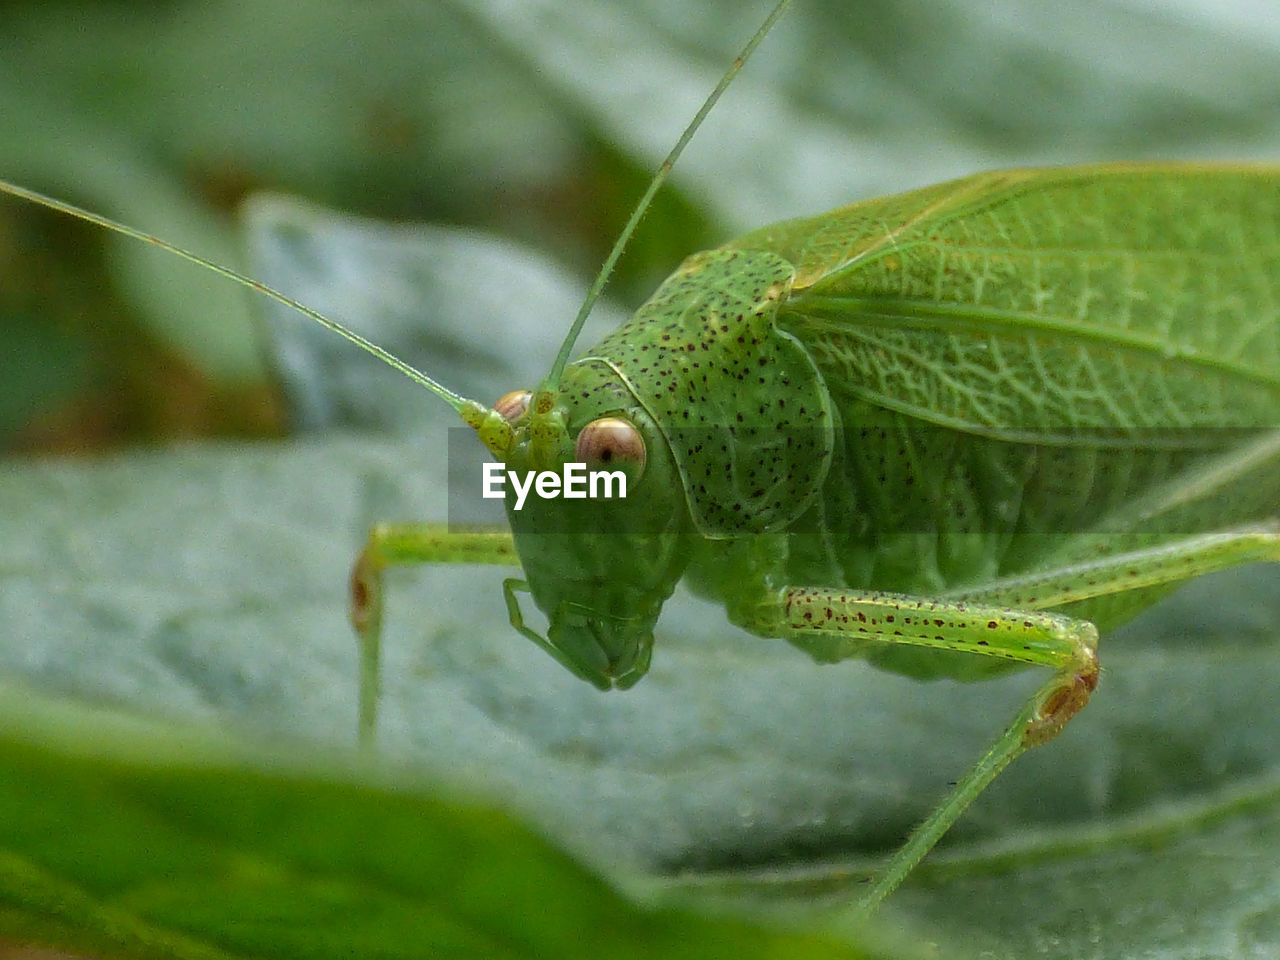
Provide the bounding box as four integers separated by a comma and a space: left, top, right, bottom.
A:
0, 694, 896, 960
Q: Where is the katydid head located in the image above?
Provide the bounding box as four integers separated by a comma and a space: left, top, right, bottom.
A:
440, 0, 795, 685
482, 360, 692, 689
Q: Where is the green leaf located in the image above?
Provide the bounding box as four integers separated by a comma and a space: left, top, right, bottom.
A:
0, 694, 891, 960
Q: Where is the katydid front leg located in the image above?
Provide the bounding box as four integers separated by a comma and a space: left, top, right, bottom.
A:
736, 522, 1280, 913
350, 524, 521, 744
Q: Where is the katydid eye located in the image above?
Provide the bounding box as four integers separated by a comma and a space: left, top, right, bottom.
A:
576, 417, 645, 478
495, 389, 532, 423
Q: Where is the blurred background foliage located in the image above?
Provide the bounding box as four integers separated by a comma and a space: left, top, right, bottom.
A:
1, 0, 1278, 453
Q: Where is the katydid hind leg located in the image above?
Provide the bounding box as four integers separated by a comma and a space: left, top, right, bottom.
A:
952, 426, 1280, 620
947, 522, 1280, 617
736, 517, 1280, 909
349, 524, 520, 745
734, 585, 1099, 911
857, 434, 1280, 904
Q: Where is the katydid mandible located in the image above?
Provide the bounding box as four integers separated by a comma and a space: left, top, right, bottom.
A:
5, 0, 1280, 915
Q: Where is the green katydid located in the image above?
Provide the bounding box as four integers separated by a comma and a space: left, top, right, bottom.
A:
5, 0, 1280, 916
